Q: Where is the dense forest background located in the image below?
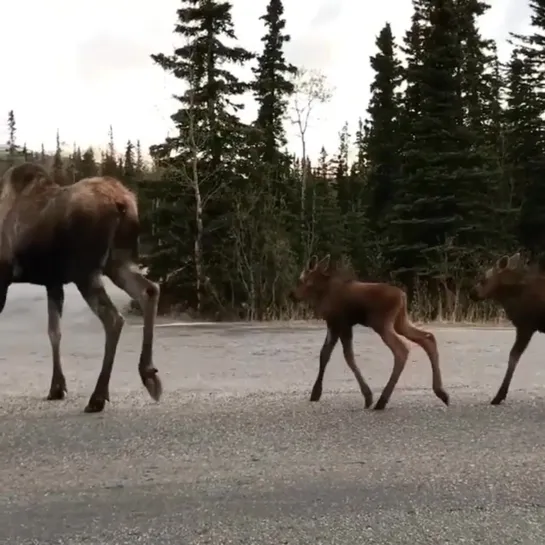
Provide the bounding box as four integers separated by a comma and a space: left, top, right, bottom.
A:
3, 0, 545, 322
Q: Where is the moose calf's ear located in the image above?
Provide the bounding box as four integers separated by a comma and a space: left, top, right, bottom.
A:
496, 255, 509, 270
507, 252, 521, 269
318, 254, 331, 270
307, 255, 319, 270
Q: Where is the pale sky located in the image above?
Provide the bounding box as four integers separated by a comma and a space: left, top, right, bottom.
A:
1, 0, 531, 162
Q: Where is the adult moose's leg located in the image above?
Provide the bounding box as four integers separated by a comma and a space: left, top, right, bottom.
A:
107, 262, 162, 402
491, 327, 534, 406
76, 274, 125, 413
339, 327, 373, 408
46, 285, 67, 400
374, 326, 410, 410
310, 326, 339, 401
0, 261, 13, 313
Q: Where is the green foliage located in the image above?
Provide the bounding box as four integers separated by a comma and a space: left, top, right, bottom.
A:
8, 0, 545, 322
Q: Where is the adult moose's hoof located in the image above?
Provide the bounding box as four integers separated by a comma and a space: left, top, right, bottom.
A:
490, 395, 505, 406
84, 391, 109, 413
140, 367, 162, 402
373, 397, 388, 411
46, 379, 67, 400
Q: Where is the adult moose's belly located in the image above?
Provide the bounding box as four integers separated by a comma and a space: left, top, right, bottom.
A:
13, 232, 113, 286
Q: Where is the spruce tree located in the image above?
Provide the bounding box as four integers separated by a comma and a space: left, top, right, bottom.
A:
149, 0, 254, 312
253, 0, 296, 164
101, 125, 118, 176
80, 147, 99, 178
52, 130, 65, 185
7, 110, 16, 164
364, 23, 402, 233
390, 0, 465, 283
509, 0, 545, 254
124, 140, 136, 182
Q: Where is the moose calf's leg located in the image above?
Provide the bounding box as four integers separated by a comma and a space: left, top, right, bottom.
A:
396, 322, 449, 406
374, 327, 409, 410
310, 328, 339, 401
491, 328, 533, 406
76, 275, 125, 413
108, 263, 162, 402
46, 285, 67, 401
339, 329, 373, 408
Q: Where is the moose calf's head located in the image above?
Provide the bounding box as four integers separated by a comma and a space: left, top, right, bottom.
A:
470, 252, 524, 301
291, 254, 332, 302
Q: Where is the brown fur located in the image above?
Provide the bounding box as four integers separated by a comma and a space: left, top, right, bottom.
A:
0, 162, 162, 414
292, 255, 449, 410
470, 251, 545, 405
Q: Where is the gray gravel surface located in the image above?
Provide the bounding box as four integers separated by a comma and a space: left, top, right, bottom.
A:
1, 282, 545, 544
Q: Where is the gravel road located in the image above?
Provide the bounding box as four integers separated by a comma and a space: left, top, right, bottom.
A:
1, 282, 545, 544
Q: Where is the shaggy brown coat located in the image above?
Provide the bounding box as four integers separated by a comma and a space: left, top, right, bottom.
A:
291, 255, 449, 410
470, 251, 545, 405
0, 162, 161, 413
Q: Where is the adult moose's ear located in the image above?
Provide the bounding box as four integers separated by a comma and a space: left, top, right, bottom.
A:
307, 255, 319, 270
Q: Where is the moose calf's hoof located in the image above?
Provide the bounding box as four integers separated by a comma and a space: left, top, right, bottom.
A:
373, 398, 388, 411
435, 389, 450, 406
364, 395, 373, 409
490, 396, 505, 406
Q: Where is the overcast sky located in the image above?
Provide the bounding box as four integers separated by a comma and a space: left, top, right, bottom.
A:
1, 0, 531, 161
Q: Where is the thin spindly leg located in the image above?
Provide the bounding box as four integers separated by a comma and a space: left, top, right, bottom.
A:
339, 328, 373, 408
76, 274, 125, 413
310, 327, 339, 401
46, 285, 67, 400
107, 263, 162, 401
491, 327, 534, 405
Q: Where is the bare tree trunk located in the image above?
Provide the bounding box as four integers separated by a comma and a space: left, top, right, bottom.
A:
187, 89, 205, 314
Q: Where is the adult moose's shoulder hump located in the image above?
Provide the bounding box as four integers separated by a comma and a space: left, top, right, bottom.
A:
0, 162, 162, 414
290, 254, 449, 410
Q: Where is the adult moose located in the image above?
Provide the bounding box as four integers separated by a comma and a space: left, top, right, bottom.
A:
470, 251, 545, 405
0, 162, 162, 413
291, 255, 449, 410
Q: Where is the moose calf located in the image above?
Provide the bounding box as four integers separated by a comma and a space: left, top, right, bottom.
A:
291, 255, 449, 410
470, 251, 545, 405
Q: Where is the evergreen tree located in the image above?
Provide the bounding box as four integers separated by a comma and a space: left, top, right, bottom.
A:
52, 130, 65, 185
390, 0, 466, 284
509, 0, 545, 254
252, 0, 296, 163
80, 147, 99, 178
135, 139, 145, 177
101, 125, 118, 176
149, 0, 254, 312
364, 23, 402, 233
7, 110, 16, 163
124, 140, 136, 182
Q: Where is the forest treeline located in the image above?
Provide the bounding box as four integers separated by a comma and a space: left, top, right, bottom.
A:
3, 0, 545, 322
